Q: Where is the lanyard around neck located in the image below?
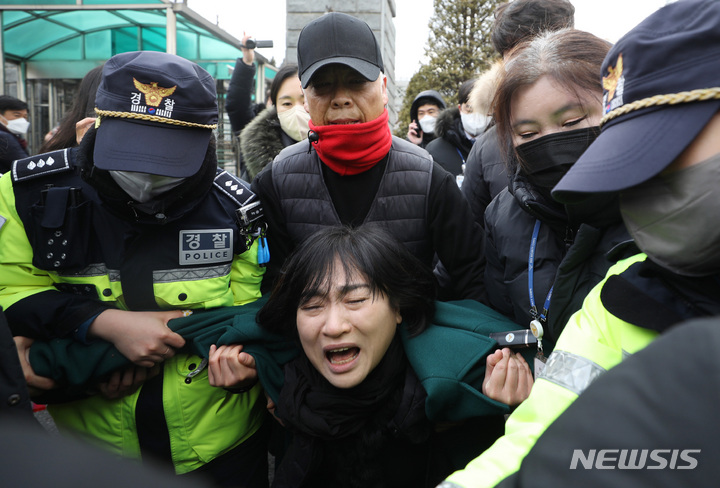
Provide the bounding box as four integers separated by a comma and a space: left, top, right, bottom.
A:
529, 219, 553, 323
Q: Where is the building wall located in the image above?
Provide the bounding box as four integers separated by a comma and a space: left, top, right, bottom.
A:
285, 0, 399, 125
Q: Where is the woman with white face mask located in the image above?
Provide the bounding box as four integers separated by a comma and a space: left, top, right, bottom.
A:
0, 95, 30, 174
239, 63, 311, 180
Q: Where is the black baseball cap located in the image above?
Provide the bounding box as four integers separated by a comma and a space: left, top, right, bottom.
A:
297, 12, 384, 88
93, 51, 218, 178
553, 0, 720, 202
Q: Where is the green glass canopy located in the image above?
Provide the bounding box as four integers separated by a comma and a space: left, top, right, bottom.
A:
0, 0, 273, 80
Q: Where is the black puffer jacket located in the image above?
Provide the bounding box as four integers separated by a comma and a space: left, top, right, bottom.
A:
483, 170, 631, 346
424, 107, 474, 177
461, 125, 512, 229
240, 107, 297, 180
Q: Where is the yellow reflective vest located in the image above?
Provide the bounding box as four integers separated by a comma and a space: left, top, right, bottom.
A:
443, 253, 659, 488
0, 153, 266, 474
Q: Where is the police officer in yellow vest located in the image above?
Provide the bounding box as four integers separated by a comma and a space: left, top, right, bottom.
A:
439, 1, 720, 486
0, 51, 268, 486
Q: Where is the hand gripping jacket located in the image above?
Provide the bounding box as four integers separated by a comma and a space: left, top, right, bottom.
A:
0, 147, 266, 474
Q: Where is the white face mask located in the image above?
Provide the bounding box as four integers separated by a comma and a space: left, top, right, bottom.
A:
109, 170, 185, 203
419, 115, 437, 135
278, 105, 311, 142
5, 117, 30, 135
461, 112, 490, 137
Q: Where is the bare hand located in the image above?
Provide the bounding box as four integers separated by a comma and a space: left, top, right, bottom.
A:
241, 32, 255, 66
407, 122, 422, 145
207, 344, 258, 390
482, 348, 533, 406
13, 336, 57, 395
75, 117, 96, 144
88, 309, 187, 368
96, 364, 160, 400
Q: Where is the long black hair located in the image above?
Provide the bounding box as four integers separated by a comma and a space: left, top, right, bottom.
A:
257, 224, 437, 339
41, 64, 105, 153
269, 63, 299, 107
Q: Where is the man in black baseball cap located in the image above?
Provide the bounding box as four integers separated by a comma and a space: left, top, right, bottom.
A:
0, 50, 269, 486
252, 12, 488, 305
296, 12, 384, 89
439, 2, 720, 487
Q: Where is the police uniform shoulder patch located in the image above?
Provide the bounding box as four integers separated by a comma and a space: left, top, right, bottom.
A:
12, 148, 72, 183
213, 169, 254, 207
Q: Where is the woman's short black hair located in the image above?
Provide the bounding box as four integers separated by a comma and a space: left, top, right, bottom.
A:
257, 224, 437, 340
269, 63, 299, 107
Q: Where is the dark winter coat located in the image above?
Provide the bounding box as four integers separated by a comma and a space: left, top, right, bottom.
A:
239, 106, 296, 180
225, 58, 264, 135
483, 170, 631, 345
0, 126, 29, 174
251, 136, 487, 302
425, 107, 474, 177
461, 124, 512, 229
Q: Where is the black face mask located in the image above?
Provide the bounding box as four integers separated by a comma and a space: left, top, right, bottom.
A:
516, 126, 600, 191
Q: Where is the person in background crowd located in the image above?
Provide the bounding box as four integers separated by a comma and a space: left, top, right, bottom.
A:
0, 95, 30, 174
251, 12, 487, 303
40, 64, 104, 153
483, 28, 629, 349
440, 2, 720, 486
240, 63, 310, 180
461, 0, 575, 228
210, 224, 531, 487
406, 89, 446, 148
425, 79, 490, 180
226, 33, 271, 180
1, 51, 268, 487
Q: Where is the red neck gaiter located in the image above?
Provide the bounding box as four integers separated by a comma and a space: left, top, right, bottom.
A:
309, 109, 392, 176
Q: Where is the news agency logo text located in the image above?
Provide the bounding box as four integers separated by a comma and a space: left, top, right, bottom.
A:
570, 449, 700, 470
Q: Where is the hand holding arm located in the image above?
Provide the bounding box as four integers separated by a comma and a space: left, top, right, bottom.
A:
96, 364, 161, 400
13, 336, 57, 394
482, 347, 533, 406
88, 309, 186, 368
207, 344, 258, 391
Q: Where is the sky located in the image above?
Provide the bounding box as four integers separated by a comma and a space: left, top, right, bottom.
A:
185, 0, 672, 81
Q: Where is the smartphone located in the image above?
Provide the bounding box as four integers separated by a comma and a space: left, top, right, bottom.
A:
413, 120, 422, 137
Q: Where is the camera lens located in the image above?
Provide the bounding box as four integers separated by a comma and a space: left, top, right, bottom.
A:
245, 39, 256, 49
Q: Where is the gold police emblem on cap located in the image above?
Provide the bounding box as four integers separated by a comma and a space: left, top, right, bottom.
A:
602, 54, 623, 101
133, 78, 177, 107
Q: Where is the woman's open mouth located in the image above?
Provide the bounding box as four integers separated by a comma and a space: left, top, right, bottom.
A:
326, 346, 360, 365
